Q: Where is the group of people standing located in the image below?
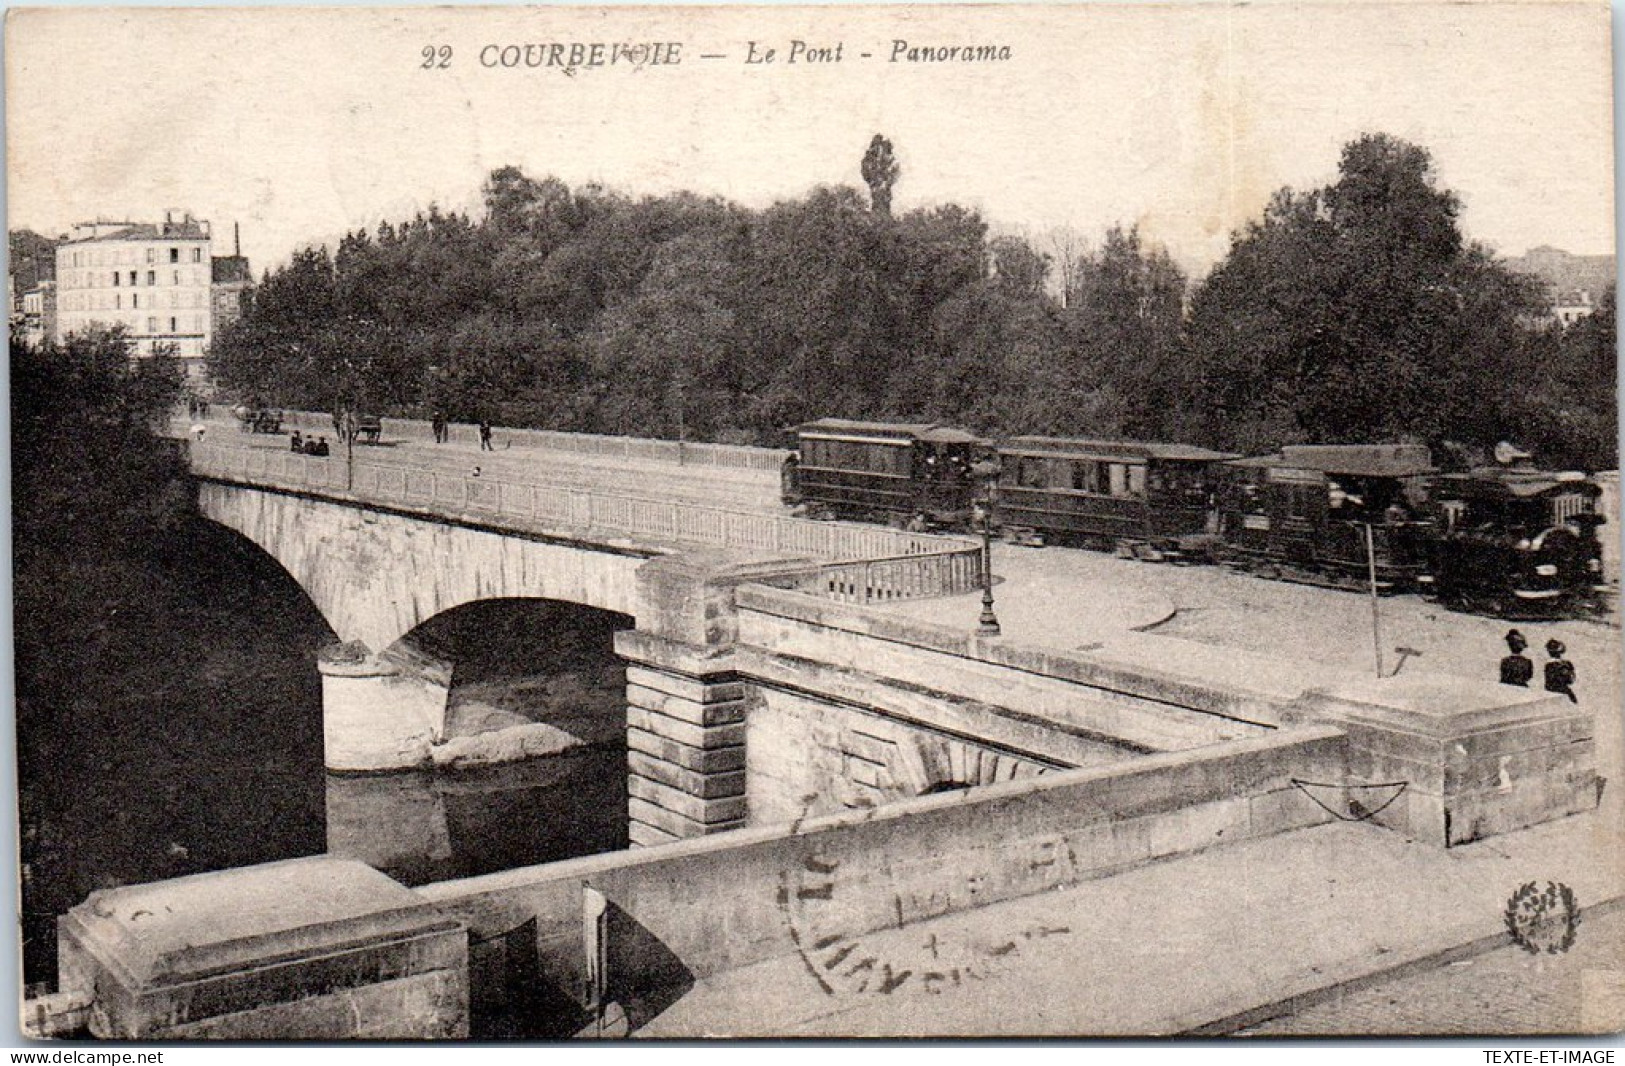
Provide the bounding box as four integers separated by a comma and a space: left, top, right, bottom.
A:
288, 431, 330, 457
1499, 629, 1577, 702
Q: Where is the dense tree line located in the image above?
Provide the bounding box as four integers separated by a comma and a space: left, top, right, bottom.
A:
207, 135, 1616, 469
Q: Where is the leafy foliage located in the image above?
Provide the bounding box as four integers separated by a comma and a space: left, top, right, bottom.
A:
861, 134, 901, 217
9, 227, 59, 291
1184, 134, 1598, 463
11, 324, 191, 824
205, 136, 1616, 468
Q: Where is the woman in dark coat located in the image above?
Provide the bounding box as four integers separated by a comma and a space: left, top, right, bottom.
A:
1543, 639, 1577, 703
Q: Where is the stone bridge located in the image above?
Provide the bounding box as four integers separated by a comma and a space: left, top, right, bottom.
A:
36, 430, 1601, 1039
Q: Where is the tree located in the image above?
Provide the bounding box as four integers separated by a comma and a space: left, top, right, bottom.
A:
209, 246, 339, 408
9, 227, 59, 291
1045, 224, 1085, 308
1061, 225, 1190, 440
1514, 286, 1618, 470
989, 235, 1051, 299
1184, 133, 1548, 453
586, 231, 743, 438
861, 135, 901, 216
12, 326, 189, 754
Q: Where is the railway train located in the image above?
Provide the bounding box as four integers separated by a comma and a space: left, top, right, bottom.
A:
781, 418, 1609, 616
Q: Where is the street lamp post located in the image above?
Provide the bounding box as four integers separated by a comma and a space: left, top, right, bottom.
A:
971, 459, 1001, 637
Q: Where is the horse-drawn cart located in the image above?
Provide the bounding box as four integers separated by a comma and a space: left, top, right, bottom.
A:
233, 406, 284, 434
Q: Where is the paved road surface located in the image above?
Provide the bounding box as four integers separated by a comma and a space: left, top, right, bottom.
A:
192, 416, 784, 513
1245, 904, 1625, 1036
638, 818, 1622, 1037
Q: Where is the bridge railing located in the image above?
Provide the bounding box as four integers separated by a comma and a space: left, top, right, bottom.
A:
757, 548, 986, 604
188, 441, 981, 600
269, 409, 787, 472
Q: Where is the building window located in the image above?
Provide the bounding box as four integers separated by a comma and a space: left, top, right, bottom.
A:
191, 248, 202, 263
148, 317, 158, 332
111, 272, 120, 286
132, 294, 139, 309
172, 271, 180, 285
146, 249, 156, 264
170, 317, 178, 332
128, 270, 137, 286
115, 295, 120, 309
146, 270, 155, 286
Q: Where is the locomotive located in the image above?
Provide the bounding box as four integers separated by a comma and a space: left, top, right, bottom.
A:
781, 419, 1609, 616
1422, 461, 1606, 615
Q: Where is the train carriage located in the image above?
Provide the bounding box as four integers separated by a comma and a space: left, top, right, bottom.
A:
1423, 464, 1606, 615
1216, 443, 1436, 591
992, 437, 1238, 559
783, 419, 981, 526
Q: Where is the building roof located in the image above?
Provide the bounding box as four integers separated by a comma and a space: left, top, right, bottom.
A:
63, 220, 211, 244
795, 419, 982, 444
1232, 443, 1436, 478
1436, 468, 1601, 501
1000, 436, 1238, 462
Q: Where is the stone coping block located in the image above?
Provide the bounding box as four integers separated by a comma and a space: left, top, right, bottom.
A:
1299, 673, 1582, 737
615, 629, 738, 680
635, 552, 819, 646
1297, 676, 1596, 846
59, 856, 467, 1039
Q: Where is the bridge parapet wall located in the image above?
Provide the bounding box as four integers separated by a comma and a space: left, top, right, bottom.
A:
1295, 678, 1597, 846
190, 439, 975, 570
415, 723, 1345, 1028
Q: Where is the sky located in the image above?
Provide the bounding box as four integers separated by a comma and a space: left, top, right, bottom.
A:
5, 2, 1616, 278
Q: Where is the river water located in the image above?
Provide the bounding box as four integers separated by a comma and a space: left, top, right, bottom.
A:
18, 517, 631, 989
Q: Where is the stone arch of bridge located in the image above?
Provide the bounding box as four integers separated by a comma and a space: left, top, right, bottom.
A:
196, 480, 647, 658
393, 595, 635, 750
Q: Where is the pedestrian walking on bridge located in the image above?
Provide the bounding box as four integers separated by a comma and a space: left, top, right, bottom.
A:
478, 420, 493, 452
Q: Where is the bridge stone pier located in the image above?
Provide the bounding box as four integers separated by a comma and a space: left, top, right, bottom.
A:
40, 436, 1597, 1039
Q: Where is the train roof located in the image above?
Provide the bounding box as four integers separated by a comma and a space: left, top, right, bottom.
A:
1435, 468, 1601, 500
999, 436, 1238, 463
793, 419, 982, 444
1229, 443, 1436, 478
